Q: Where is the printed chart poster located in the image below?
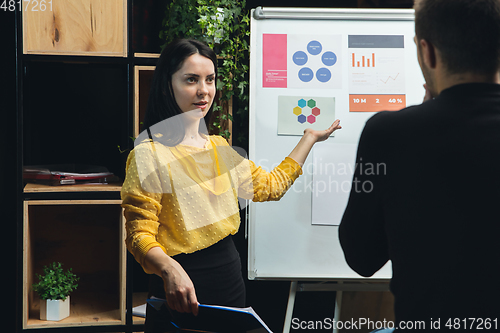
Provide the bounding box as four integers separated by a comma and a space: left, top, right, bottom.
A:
288, 35, 342, 89
348, 35, 406, 112
278, 96, 336, 136
263, 34, 342, 89
262, 34, 288, 88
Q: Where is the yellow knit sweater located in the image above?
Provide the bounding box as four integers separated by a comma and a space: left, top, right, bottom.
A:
121, 135, 302, 272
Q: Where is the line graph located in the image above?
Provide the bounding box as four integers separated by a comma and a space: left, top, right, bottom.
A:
348, 35, 406, 112
380, 73, 399, 84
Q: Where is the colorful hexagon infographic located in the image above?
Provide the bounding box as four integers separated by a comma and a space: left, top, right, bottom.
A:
278, 95, 336, 135
293, 98, 321, 124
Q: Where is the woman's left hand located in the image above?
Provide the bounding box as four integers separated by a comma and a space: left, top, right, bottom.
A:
304, 119, 342, 143
287, 119, 342, 166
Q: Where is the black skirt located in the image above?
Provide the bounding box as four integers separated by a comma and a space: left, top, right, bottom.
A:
145, 235, 246, 333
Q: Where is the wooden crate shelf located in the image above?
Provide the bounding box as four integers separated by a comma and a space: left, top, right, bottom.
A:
24, 183, 122, 193
26, 292, 123, 329
23, 200, 126, 329
23, 0, 127, 57
132, 291, 148, 325
134, 65, 156, 138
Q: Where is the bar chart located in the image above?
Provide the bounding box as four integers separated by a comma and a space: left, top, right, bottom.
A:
351, 52, 375, 68
348, 35, 406, 112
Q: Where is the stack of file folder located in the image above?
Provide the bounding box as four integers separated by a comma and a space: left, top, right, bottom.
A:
146, 297, 273, 333
23, 164, 119, 186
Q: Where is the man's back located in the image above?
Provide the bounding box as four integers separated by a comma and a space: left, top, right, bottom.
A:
339, 82, 500, 329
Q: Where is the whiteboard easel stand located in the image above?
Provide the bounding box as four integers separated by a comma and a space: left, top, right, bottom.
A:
283, 280, 390, 333
248, 7, 417, 332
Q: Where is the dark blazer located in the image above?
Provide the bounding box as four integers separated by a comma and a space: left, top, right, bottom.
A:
339, 83, 500, 331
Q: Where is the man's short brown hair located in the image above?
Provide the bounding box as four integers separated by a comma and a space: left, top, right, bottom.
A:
414, 0, 500, 75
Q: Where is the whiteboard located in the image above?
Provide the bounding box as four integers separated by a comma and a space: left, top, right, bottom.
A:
248, 8, 424, 280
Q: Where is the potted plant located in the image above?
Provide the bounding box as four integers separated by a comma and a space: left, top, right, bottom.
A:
32, 262, 79, 321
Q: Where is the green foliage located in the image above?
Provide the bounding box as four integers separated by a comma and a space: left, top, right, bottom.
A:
32, 262, 79, 301
160, 0, 250, 140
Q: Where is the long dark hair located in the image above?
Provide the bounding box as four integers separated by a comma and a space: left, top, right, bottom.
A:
142, 39, 218, 146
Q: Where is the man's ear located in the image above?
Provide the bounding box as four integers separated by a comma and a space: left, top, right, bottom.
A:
419, 39, 437, 69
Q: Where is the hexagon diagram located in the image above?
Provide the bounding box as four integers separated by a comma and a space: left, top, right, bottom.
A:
293, 98, 321, 124
293, 106, 302, 116
307, 115, 316, 124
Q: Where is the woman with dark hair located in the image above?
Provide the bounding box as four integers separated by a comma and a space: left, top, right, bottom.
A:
121, 39, 341, 332
142, 39, 218, 146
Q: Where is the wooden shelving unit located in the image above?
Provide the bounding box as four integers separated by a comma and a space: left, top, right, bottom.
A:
23, 198, 126, 330
15, 0, 152, 332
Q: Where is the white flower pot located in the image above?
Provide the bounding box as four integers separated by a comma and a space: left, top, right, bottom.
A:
40, 296, 70, 321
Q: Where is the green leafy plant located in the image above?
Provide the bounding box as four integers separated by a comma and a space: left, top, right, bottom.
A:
160, 0, 250, 141
32, 262, 79, 301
